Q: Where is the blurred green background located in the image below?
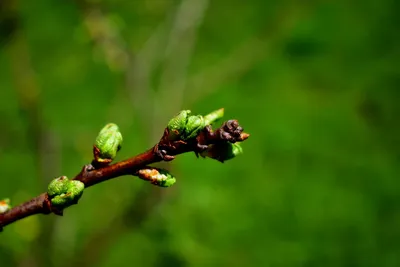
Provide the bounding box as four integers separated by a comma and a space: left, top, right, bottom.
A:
1, 0, 399, 266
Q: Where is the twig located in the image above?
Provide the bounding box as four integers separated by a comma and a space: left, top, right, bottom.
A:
0, 118, 249, 231
7, 24, 61, 267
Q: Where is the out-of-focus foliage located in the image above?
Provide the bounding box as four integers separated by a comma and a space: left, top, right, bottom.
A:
0, 0, 399, 266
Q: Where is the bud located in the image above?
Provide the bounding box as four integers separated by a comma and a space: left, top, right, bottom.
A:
167, 110, 191, 140
204, 108, 224, 125
200, 142, 243, 162
137, 167, 176, 187
47, 176, 85, 208
94, 123, 123, 163
67, 180, 85, 200
167, 110, 206, 141
0, 198, 11, 214
184, 115, 205, 139
47, 176, 70, 198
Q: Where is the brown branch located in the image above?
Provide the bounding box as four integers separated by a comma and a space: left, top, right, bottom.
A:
0, 119, 249, 231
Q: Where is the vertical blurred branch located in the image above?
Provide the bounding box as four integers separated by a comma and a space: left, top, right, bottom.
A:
7, 20, 43, 188
152, 0, 209, 138
6, 3, 62, 267
126, 22, 168, 135
127, 0, 209, 141
8, 32, 61, 190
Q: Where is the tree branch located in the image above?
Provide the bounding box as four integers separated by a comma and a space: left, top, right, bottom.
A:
0, 117, 249, 231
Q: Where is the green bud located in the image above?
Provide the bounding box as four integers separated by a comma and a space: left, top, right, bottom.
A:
184, 115, 205, 139
48, 177, 85, 208
167, 110, 206, 140
50, 194, 70, 207
204, 108, 224, 125
226, 143, 243, 160
0, 198, 11, 214
167, 110, 191, 140
200, 142, 243, 162
94, 123, 123, 162
67, 180, 85, 199
47, 176, 69, 197
137, 168, 176, 187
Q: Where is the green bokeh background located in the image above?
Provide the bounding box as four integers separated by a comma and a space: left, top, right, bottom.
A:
1, 0, 399, 266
